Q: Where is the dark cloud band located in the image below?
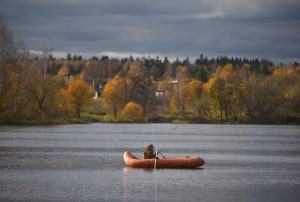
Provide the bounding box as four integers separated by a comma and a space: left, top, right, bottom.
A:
0, 0, 299, 63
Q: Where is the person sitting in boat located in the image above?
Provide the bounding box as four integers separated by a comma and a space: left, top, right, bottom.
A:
144, 144, 156, 159
144, 144, 165, 159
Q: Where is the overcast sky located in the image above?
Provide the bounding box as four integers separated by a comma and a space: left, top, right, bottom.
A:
0, 0, 299, 62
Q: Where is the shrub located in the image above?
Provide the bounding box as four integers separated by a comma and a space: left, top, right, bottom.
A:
120, 101, 145, 122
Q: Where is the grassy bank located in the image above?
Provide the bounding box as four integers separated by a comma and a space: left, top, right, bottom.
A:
3, 112, 300, 126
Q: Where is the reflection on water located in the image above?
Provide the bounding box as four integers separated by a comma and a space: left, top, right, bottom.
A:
123, 167, 156, 173
0, 123, 300, 201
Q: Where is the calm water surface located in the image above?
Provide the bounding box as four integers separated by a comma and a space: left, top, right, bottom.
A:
0, 123, 299, 202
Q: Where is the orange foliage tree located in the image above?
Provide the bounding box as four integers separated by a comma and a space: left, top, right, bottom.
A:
120, 101, 145, 122
57, 60, 70, 77
271, 67, 300, 118
59, 78, 94, 118
204, 64, 242, 121
57, 88, 69, 117
185, 79, 204, 117
127, 61, 156, 114
102, 75, 130, 118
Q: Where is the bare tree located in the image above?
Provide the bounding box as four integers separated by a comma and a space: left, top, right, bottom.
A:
42, 46, 53, 77
0, 17, 15, 122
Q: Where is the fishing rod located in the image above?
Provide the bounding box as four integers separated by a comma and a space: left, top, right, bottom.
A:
160, 124, 179, 149
154, 123, 179, 168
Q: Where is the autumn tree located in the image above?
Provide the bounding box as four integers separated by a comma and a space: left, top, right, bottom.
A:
81, 59, 107, 94
107, 60, 121, 79
163, 61, 176, 79
239, 74, 260, 119
13, 41, 30, 93
220, 64, 241, 121
0, 17, 15, 122
126, 61, 155, 114
24, 73, 60, 118
171, 66, 190, 119
204, 76, 225, 121
10, 58, 31, 120
127, 61, 146, 102
185, 79, 204, 117
58, 60, 70, 78
120, 101, 145, 122
254, 77, 281, 121
64, 78, 94, 118
57, 88, 69, 117
102, 75, 129, 118
270, 67, 300, 120
204, 64, 241, 122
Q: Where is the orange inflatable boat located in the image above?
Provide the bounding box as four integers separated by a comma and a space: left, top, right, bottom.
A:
123, 151, 205, 169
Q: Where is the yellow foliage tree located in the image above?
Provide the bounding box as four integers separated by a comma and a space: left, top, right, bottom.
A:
60, 78, 94, 118
185, 80, 204, 116
220, 63, 235, 79
120, 101, 145, 122
58, 61, 70, 77
203, 63, 241, 121
57, 88, 69, 117
271, 67, 300, 118
172, 65, 190, 119
102, 75, 130, 118
24, 74, 59, 118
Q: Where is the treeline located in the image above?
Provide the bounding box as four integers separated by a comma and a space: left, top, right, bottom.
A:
1, 18, 300, 124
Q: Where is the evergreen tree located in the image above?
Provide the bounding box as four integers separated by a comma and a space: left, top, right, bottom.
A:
196, 67, 208, 82
66, 53, 72, 60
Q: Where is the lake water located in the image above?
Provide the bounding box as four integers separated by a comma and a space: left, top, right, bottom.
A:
0, 123, 299, 202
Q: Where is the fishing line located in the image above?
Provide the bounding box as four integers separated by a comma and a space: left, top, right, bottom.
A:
154, 149, 158, 169
153, 124, 179, 169
158, 124, 179, 153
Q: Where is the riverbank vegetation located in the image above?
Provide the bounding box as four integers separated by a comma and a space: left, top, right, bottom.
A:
1, 18, 300, 125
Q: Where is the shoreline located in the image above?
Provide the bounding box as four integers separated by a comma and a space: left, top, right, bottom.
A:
2, 114, 300, 126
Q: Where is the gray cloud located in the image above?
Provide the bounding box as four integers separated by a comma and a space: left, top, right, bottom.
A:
0, 0, 299, 62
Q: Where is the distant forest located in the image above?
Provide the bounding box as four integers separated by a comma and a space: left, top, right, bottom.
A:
1, 18, 300, 124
